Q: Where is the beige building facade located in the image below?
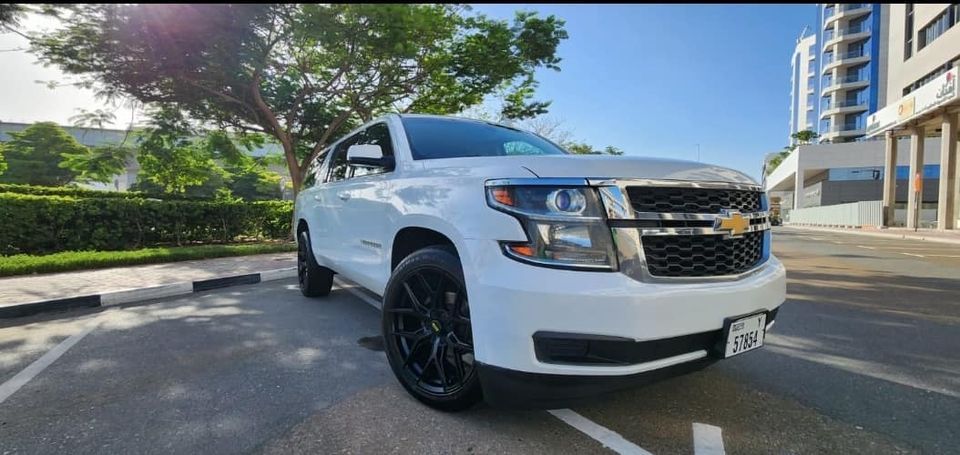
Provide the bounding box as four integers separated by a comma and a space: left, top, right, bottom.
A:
867, 4, 960, 231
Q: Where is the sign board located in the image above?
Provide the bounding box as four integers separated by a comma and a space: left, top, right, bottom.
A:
866, 67, 958, 137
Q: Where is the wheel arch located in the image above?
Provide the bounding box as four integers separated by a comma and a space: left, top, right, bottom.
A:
391, 226, 461, 271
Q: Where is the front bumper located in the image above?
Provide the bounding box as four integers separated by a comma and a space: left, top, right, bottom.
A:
477, 357, 719, 409
462, 238, 786, 379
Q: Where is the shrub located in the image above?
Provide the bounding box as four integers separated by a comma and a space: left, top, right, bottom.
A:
0, 183, 210, 201
0, 243, 296, 277
0, 192, 293, 255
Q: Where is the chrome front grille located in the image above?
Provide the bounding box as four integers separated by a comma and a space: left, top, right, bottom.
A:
592, 179, 771, 282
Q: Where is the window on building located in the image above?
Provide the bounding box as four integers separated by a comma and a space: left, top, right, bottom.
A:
902, 56, 960, 95
808, 59, 817, 74
905, 4, 914, 60
917, 4, 958, 50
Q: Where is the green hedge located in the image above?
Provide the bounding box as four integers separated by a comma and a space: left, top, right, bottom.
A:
0, 243, 296, 277
0, 192, 293, 255
0, 183, 209, 201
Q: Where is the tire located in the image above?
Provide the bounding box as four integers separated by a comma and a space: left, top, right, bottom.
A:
382, 246, 482, 411
297, 229, 334, 297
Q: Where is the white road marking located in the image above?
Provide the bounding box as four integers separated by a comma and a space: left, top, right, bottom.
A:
693, 423, 726, 455
0, 320, 98, 405
548, 409, 653, 455
334, 277, 382, 310
900, 252, 926, 257
856, 245, 876, 250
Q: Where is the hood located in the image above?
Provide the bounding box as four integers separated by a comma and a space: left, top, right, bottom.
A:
422, 155, 757, 185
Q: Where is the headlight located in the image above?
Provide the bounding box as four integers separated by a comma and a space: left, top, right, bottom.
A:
486, 183, 617, 270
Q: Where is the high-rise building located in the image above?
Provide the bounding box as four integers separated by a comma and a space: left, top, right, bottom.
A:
815, 4, 886, 143
788, 31, 818, 144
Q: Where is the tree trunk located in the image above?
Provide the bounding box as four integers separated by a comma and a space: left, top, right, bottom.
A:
282, 141, 303, 196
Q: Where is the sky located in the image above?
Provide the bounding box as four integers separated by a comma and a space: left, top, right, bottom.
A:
0, 4, 816, 181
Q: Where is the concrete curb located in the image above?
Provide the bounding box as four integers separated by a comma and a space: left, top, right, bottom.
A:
783, 225, 960, 245
0, 267, 297, 320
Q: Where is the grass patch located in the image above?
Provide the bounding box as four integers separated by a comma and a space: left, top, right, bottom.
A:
0, 242, 296, 277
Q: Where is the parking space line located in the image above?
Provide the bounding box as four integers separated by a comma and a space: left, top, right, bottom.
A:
548, 409, 653, 455
693, 423, 726, 455
0, 320, 98, 405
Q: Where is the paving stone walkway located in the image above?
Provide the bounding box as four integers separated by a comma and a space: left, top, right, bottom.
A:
0, 252, 296, 307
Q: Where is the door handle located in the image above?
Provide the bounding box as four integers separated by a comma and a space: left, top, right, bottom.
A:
313, 194, 323, 201
337, 191, 351, 201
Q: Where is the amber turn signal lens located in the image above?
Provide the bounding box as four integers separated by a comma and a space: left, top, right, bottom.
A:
491, 187, 514, 206
508, 244, 535, 257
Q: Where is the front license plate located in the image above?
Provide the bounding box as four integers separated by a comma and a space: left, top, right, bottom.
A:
723, 312, 766, 358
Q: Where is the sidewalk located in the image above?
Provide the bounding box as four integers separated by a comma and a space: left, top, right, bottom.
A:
783, 224, 960, 245
0, 252, 296, 308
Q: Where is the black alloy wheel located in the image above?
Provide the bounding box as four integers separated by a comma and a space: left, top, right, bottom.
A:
297, 230, 334, 297
382, 246, 481, 411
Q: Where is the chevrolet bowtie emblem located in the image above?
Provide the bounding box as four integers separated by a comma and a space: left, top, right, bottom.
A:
715, 211, 749, 236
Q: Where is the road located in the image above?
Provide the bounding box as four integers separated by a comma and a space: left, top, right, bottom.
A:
0, 226, 957, 454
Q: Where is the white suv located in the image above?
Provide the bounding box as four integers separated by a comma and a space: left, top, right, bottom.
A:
294, 114, 786, 411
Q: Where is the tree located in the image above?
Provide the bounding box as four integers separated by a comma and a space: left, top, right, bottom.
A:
521, 115, 573, 146
135, 107, 226, 194
0, 122, 86, 185
32, 4, 568, 192
132, 105, 283, 199
566, 142, 624, 155
0, 145, 7, 176
791, 129, 819, 145
59, 144, 134, 185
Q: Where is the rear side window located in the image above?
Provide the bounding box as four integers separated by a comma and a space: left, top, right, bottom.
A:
401, 117, 568, 160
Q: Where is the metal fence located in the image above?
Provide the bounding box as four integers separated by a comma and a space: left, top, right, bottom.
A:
785, 200, 883, 228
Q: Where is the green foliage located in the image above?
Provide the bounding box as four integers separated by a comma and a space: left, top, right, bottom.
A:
766, 129, 819, 176
131, 107, 282, 199
566, 142, 624, 155
0, 183, 202, 200
791, 129, 820, 145
0, 145, 6, 176
59, 144, 135, 185
0, 242, 295, 277
32, 4, 568, 190
135, 106, 222, 194
0, 122, 87, 186
765, 149, 793, 176
0, 192, 293, 255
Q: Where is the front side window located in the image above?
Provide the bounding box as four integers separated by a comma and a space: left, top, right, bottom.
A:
401, 117, 568, 160
302, 150, 328, 189
326, 134, 360, 183
350, 123, 395, 178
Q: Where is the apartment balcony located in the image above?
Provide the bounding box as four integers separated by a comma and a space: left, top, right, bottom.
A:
821, 49, 870, 74
820, 123, 867, 139
824, 3, 870, 26
820, 98, 869, 117
821, 74, 870, 95
823, 24, 872, 47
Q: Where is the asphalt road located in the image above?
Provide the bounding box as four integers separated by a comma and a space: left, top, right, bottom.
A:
0, 226, 957, 454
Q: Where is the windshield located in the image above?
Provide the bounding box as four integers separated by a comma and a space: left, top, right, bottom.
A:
400, 116, 569, 160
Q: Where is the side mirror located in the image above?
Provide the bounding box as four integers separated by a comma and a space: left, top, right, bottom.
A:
347, 144, 394, 170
